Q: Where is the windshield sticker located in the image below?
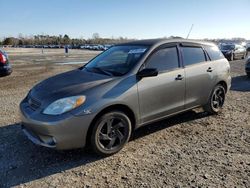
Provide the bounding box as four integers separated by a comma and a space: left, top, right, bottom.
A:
128, 48, 147, 54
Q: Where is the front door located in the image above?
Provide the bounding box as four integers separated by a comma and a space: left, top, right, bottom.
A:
137, 45, 185, 124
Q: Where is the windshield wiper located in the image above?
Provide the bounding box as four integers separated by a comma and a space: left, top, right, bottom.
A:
89, 67, 113, 76
104, 69, 123, 76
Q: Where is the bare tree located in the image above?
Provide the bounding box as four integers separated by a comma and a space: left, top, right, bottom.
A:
92, 33, 100, 40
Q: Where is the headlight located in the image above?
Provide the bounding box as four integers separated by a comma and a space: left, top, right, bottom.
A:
43, 96, 86, 115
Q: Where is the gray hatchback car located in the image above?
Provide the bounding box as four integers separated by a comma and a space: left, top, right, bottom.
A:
20, 39, 231, 156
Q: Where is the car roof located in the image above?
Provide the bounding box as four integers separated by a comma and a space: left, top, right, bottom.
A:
117, 38, 216, 47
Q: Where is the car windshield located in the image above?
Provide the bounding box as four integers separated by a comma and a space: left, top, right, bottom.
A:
84, 45, 148, 76
221, 45, 235, 50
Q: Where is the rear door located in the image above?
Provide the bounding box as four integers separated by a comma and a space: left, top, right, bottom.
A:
181, 44, 216, 108
137, 44, 185, 123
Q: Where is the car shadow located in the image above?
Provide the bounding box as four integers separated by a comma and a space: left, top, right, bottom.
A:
0, 124, 102, 187
132, 110, 210, 140
230, 75, 250, 92
0, 110, 210, 187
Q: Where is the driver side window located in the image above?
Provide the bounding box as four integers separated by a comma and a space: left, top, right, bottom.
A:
145, 47, 179, 72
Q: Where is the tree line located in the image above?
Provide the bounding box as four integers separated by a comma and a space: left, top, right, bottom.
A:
0, 33, 134, 46
0, 34, 247, 47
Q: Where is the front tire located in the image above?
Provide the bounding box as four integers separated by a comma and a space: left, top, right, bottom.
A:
242, 53, 246, 59
90, 111, 132, 156
203, 85, 226, 114
247, 73, 250, 78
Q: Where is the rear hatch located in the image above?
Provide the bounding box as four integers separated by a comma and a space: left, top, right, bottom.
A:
0, 49, 12, 73
0, 49, 9, 66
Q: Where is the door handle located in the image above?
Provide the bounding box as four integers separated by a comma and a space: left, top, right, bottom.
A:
175, 74, 184, 80
207, 67, 213, 72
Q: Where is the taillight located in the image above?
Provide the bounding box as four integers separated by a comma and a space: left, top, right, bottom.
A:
0, 53, 7, 64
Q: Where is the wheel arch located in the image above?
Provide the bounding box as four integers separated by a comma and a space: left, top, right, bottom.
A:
217, 80, 228, 93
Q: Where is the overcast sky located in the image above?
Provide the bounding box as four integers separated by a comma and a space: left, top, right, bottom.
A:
1, 0, 249, 39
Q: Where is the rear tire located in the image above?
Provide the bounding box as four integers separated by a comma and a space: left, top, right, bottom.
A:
90, 111, 132, 156
203, 85, 226, 114
230, 53, 234, 61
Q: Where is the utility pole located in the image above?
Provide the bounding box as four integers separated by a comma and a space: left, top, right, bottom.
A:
186, 24, 194, 39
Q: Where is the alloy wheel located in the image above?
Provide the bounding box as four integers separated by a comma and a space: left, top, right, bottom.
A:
97, 116, 127, 150
211, 87, 225, 112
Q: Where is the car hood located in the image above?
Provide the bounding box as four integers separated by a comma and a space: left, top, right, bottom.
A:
30, 69, 114, 100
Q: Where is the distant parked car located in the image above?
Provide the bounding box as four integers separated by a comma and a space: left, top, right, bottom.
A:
92, 45, 100, 50
0, 49, 12, 76
246, 57, 250, 78
246, 43, 250, 51
220, 44, 247, 61
103, 44, 113, 51
98, 45, 105, 51
80, 45, 86, 49
20, 39, 231, 156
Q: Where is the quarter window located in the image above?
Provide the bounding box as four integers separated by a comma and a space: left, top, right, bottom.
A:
205, 46, 224, 61
145, 47, 179, 72
182, 47, 206, 66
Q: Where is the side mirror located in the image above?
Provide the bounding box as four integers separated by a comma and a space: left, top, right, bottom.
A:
137, 68, 158, 78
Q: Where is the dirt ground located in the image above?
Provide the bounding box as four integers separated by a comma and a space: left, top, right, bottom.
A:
0, 48, 249, 188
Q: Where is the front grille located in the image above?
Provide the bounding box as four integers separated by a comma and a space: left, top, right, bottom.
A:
28, 96, 41, 111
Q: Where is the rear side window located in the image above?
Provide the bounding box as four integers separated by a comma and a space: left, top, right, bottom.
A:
182, 47, 206, 66
205, 46, 224, 61
145, 47, 179, 72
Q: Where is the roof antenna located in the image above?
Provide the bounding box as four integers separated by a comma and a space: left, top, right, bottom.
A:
186, 24, 194, 39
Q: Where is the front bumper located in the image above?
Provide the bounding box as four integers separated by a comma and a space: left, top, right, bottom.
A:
22, 125, 56, 148
20, 101, 95, 150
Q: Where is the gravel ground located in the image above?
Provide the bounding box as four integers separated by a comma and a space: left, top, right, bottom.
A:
0, 49, 249, 188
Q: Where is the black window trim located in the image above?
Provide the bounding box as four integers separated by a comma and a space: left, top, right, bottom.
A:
203, 46, 211, 61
